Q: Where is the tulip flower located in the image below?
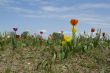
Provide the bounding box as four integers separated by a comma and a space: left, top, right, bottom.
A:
102, 32, 105, 37
72, 28, 77, 33
64, 35, 72, 42
70, 19, 78, 47
70, 19, 78, 26
91, 28, 95, 32
40, 31, 43, 35
90, 28, 96, 38
13, 28, 18, 32
13, 28, 18, 35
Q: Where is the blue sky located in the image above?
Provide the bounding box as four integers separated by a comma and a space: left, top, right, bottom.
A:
0, 0, 110, 37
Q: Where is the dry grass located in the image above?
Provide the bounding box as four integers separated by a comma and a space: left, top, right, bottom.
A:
0, 46, 110, 73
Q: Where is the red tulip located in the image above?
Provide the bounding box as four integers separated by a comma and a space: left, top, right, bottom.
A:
70, 19, 78, 26
91, 28, 95, 32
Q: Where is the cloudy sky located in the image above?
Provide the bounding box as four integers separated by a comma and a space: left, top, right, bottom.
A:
0, 0, 110, 36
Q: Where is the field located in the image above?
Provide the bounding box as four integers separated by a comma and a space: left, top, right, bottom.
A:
0, 20, 110, 73
0, 31, 110, 73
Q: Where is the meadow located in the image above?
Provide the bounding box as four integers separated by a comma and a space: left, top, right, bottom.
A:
0, 19, 110, 73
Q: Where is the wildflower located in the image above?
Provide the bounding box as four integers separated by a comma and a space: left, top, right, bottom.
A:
13, 28, 18, 32
72, 28, 77, 33
70, 19, 78, 26
64, 35, 72, 42
91, 28, 95, 32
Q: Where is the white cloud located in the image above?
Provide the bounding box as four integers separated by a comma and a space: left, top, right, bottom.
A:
21, 0, 49, 6
41, 5, 71, 12
7, 6, 35, 14
0, 0, 11, 5
22, 0, 44, 2
42, 6, 58, 12
78, 3, 110, 9
22, 13, 69, 18
40, 3, 110, 13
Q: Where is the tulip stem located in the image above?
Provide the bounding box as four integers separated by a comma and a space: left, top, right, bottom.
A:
90, 32, 93, 38
72, 26, 76, 48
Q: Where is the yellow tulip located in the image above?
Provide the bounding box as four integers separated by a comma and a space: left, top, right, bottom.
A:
64, 35, 72, 42
72, 28, 77, 33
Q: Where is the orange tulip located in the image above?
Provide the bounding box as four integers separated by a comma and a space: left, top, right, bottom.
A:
70, 19, 78, 26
